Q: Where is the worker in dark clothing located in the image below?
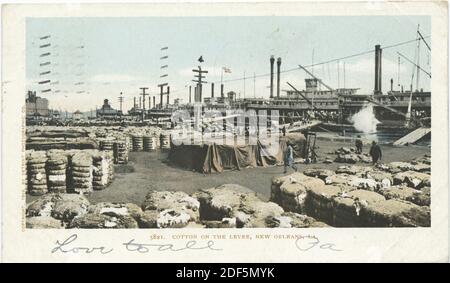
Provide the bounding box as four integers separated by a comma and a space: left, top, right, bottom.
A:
369, 141, 382, 165
281, 126, 286, 136
355, 135, 363, 154
284, 142, 298, 173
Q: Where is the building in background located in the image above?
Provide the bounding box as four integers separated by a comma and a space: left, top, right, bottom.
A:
26, 91, 49, 117
96, 99, 122, 119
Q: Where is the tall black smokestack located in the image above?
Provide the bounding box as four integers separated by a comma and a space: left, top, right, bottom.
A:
390, 78, 393, 92
211, 83, 214, 98
276, 57, 281, 98
374, 45, 382, 94
270, 55, 275, 98
221, 84, 224, 98
153, 96, 155, 109
134, 97, 136, 108
167, 86, 170, 105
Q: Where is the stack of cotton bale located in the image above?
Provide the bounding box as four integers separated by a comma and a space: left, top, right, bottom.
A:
132, 135, 143, 151
46, 153, 68, 193
113, 139, 129, 164
70, 152, 93, 194
160, 132, 171, 149
143, 135, 157, 151
91, 151, 110, 190
99, 138, 115, 153
27, 152, 48, 196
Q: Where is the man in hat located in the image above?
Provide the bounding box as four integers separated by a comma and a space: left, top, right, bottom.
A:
284, 141, 298, 173
369, 140, 382, 165
355, 135, 363, 154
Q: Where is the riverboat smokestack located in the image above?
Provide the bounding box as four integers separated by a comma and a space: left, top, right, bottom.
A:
374, 44, 382, 94
276, 57, 282, 98
270, 55, 275, 98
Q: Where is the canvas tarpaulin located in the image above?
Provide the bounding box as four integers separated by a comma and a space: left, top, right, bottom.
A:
168, 133, 306, 173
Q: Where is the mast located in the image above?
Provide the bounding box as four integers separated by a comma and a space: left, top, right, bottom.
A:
416, 24, 421, 92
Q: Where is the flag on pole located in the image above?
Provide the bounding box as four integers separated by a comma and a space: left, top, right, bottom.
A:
222, 67, 232, 73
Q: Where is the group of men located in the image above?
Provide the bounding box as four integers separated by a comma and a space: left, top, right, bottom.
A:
283, 135, 383, 174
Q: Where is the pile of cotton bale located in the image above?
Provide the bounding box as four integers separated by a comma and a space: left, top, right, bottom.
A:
160, 133, 171, 149
69, 202, 143, 228
143, 135, 157, 151
46, 153, 68, 193
131, 135, 144, 151
25, 149, 116, 195
26, 152, 48, 196
140, 191, 200, 228
271, 156, 431, 227
69, 152, 94, 194
334, 147, 372, 164
26, 193, 90, 228
113, 139, 129, 164
26, 193, 144, 229
194, 184, 326, 228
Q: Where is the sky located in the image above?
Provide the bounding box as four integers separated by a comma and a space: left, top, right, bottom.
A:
26, 16, 431, 112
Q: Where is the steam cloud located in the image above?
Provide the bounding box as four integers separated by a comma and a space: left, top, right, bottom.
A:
350, 104, 380, 134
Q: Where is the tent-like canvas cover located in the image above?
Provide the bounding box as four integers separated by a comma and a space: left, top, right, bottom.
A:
168, 133, 306, 173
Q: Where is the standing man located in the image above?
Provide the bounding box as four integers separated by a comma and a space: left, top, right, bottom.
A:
369, 141, 382, 165
281, 125, 286, 136
355, 135, 363, 154
284, 141, 298, 173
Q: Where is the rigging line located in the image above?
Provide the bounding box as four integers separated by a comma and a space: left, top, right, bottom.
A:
216, 35, 429, 84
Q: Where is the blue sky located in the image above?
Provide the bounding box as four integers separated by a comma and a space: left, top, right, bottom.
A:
26, 16, 431, 112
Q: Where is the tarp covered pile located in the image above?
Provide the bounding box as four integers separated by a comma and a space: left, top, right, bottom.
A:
168, 133, 306, 173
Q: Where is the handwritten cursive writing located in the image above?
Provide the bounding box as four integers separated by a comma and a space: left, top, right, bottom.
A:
123, 239, 222, 253
295, 236, 343, 252
51, 234, 114, 254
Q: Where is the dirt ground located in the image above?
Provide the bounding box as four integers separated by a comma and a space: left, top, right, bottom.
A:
81, 140, 430, 206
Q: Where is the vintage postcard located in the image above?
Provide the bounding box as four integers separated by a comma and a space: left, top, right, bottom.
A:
1, 1, 448, 263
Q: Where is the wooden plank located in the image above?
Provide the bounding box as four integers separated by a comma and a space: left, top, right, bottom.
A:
393, 127, 431, 145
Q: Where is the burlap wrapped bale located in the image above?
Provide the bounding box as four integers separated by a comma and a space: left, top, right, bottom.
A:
265, 212, 329, 228
203, 218, 237, 228
26, 216, 63, 229
335, 165, 371, 176
27, 152, 48, 196
160, 133, 171, 149
141, 191, 200, 225
46, 154, 68, 193
92, 152, 111, 190
113, 140, 129, 164
194, 184, 284, 228
386, 162, 415, 173
303, 168, 335, 181
334, 153, 359, 164
332, 190, 386, 227
361, 199, 430, 227
132, 135, 143, 151
378, 185, 420, 202
393, 171, 430, 189
406, 186, 430, 206
70, 152, 93, 194
143, 135, 157, 151
26, 193, 90, 223
99, 138, 115, 152
271, 173, 325, 214
304, 185, 343, 224
69, 202, 143, 229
